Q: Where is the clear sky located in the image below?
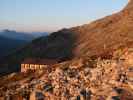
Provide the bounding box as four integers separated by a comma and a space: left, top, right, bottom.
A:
0, 0, 128, 32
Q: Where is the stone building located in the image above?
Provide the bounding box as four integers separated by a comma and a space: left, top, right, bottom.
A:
21, 58, 58, 72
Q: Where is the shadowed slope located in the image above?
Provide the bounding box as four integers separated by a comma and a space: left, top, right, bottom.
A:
0, 30, 76, 75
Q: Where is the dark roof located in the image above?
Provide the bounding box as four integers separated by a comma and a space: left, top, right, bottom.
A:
22, 58, 59, 65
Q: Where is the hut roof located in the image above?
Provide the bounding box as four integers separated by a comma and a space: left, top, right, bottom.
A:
22, 58, 59, 65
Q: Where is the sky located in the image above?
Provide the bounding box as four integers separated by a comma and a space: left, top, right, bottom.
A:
0, 0, 128, 32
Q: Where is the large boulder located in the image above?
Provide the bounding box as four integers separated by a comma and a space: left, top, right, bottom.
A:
30, 91, 45, 100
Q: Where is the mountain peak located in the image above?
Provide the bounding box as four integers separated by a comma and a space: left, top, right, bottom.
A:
3, 29, 16, 33
124, 0, 133, 10
128, 0, 133, 4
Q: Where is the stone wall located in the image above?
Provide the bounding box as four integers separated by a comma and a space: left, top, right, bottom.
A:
21, 64, 47, 72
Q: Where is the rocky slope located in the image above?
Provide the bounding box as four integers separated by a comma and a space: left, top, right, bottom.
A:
0, 48, 133, 100
70, 0, 133, 57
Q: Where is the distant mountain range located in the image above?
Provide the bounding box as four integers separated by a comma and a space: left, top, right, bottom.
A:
0, 29, 48, 58
0, 29, 48, 41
